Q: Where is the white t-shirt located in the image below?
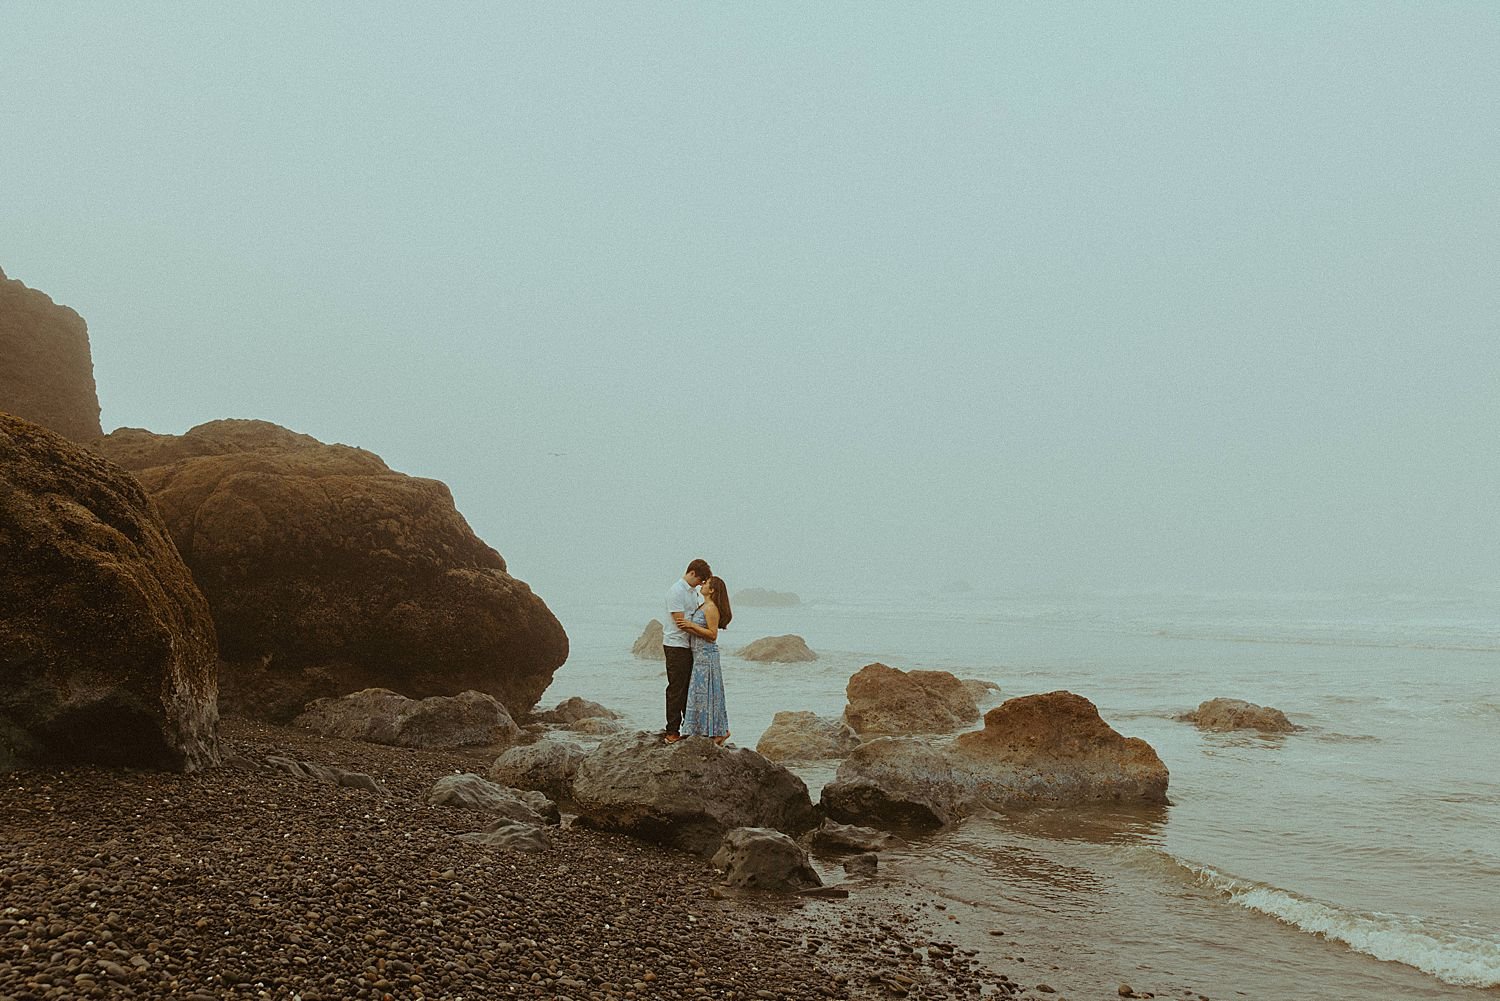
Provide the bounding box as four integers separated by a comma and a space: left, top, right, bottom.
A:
663, 578, 701, 649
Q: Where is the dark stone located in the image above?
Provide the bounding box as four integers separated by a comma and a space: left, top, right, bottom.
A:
0, 414, 218, 770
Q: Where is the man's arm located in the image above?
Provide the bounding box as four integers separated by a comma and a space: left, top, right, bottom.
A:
669, 586, 691, 629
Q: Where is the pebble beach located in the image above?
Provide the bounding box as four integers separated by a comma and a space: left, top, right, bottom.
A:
0, 719, 1045, 1001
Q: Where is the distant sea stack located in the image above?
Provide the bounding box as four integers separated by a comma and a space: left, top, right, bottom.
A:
0, 414, 219, 771
94, 419, 569, 721
0, 266, 103, 442
735, 588, 801, 607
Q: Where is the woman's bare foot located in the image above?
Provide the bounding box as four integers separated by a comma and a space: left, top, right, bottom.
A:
712, 732, 730, 746
663, 733, 682, 744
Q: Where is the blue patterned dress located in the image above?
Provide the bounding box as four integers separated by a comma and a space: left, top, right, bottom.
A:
682, 607, 729, 738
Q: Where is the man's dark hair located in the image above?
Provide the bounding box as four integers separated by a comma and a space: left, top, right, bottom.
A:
686, 558, 711, 579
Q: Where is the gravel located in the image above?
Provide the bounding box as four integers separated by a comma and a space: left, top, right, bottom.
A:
1, 718, 1025, 1000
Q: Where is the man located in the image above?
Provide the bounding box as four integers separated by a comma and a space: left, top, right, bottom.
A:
662, 558, 711, 744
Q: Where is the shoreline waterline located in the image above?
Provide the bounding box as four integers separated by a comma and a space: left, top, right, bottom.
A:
541, 587, 1500, 997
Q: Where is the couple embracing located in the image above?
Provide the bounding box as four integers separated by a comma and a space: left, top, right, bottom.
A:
661, 558, 733, 745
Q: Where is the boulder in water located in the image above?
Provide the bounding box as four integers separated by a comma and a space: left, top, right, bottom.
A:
94, 419, 568, 721
631, 620, 664, 659
736, 635, 817, 662
843, 663, 980, 735
961, 679, 1003, 705
756, 711, 860, 761
0, 414, 218, 771
293, 688, 520, 749
822, 691, 1169, 828
1179, 698, 1299, 733
571, 731, 821, 856
809, 819, 906, 853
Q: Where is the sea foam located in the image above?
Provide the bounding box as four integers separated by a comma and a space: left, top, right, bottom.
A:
1178, 859, 1500, 988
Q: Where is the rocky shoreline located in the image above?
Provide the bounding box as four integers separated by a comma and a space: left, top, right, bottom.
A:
0, 718, 1058, 1001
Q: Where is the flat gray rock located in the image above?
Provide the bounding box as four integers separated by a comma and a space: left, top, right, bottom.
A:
427, 773, 559, 825
572, 732, 821, 856
458, 818, 553, 853
295, 688, 521, 750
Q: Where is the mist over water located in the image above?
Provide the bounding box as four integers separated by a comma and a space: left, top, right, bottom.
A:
4, 5, 1498, 996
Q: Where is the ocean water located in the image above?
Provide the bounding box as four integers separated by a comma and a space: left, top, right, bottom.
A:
538, 587, 1500, 997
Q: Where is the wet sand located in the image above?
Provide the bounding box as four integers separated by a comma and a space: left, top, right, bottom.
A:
0, 718, 1080, 1000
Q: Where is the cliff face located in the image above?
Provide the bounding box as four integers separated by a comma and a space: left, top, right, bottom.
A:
0, 266, 103, 442
96, 419, 570, 721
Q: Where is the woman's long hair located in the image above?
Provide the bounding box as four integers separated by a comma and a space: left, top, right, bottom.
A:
707, 575, 732, 629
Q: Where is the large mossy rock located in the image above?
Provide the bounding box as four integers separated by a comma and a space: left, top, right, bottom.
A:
843, 663, 980, 735
94, 419, 568, 721
822, 691, 1169, 828
0, 414, 218, 770
571, 732, 822, 856
0, 267, 102, 443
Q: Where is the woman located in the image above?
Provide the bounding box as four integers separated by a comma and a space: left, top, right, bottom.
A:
675, 575, 732, 745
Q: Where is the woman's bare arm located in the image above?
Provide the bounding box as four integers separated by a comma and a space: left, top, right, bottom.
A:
678, 603, 720, 641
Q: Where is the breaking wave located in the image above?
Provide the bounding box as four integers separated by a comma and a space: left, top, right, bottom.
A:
1176, 858, 1500, 988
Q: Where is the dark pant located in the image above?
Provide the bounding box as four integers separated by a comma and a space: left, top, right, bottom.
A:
663, 645, 694, 734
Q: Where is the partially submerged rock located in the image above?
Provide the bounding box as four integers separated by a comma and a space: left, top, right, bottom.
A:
427, 773, 560, 825
843, 663, 980, 735
631, 620, 664, 659
571, 732, 821, 856
809, 819, 906, 854
489, 738, 589, 802
1179, 698, 1299, 734
0, 414, 218, 771
822, 691, 1169, 828
712, 827, 822, 892
95, 419, 568, 721
961, 679, 1003, 706
735, 588, 801, 607
820, 737, 966, 827
843, 852, 878, 876
0, 267, 102, 442
756, 711, 860, 762
736, 635, 817, 663
294, 688, 520, 749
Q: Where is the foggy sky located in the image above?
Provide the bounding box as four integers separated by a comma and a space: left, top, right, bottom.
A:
3, 3, 1497, 600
